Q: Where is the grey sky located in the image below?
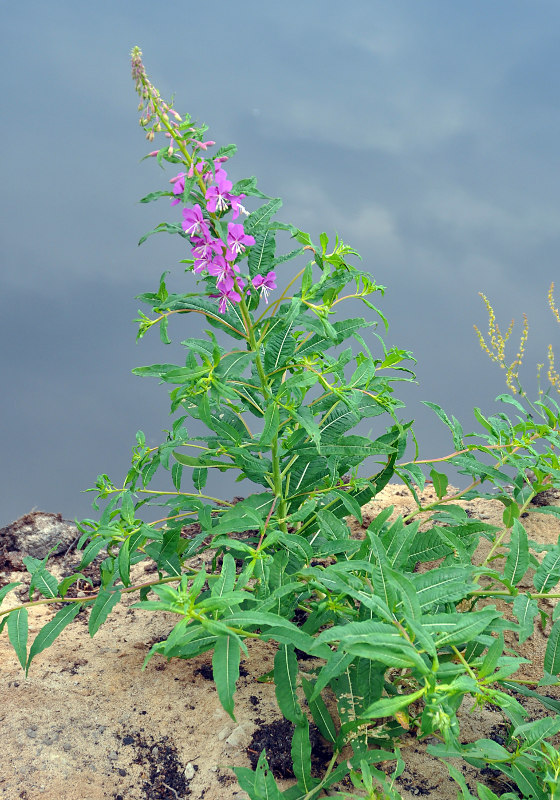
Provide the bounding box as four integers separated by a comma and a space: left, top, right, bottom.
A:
2, 1, 559, 525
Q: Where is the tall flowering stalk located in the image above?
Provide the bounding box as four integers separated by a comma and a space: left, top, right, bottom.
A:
128, 47, 411, 536
131, 46, 274, 320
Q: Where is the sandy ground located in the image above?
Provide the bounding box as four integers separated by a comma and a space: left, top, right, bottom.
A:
1, 483, 559, 800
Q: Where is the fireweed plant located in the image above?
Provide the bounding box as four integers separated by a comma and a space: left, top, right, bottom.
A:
2, 48, 560, 800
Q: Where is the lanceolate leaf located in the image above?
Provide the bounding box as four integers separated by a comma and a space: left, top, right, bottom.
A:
544, 618, 560, 675
410, 567, 475, 611
157, 528, 182, 577
363, 687, 425, 719
309, 650, 355, 701
253, 750, 282, 800
274, 644, 304, 725
534, 540, 560, 593
301, 677, 337, 743
513, 594, 538, 644
245, 198, 283, 233
29, 568, 58, 599
26, 603, 82, 675
212, 634, 241, 720
503, 519, 529, 586
291, 720, 316, 795
88, 589, 122, 637
0, 582, 22, 604
8, 607, 28, 669
263, 318, 296, 374
248, 228, 276, 278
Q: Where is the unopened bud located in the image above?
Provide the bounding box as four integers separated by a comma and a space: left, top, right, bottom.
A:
137, 102, 143, 112
167, 146, 174, 157
146, 131, 155, 141
155, 123, 162, 132
148, 150, 159, 157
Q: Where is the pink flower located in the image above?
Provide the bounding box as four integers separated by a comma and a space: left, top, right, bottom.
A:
207, 256, 240, 287
206, 174, 247, 220
210, 274, 242, 313
226, 223, 255, 262
182, 204, 210, 239
252, 271, 277, 304
206, 175, 234, 214
170, 172, 186, 206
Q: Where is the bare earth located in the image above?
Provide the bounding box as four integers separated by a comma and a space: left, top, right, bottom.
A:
1, 484, 559, 800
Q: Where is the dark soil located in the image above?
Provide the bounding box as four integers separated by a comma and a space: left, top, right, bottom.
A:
247, 718, 332, 780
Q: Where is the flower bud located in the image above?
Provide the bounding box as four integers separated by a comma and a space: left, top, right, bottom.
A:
167, 146, 174, 157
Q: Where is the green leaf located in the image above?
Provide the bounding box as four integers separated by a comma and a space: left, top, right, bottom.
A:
215, 351, 253, 381
368, 537, 397, 611
545, 619, 560, 675
501, 680, 560, 714
310, 650, 355, 701
534, 540, 560, 592
476, 784, 500, 800
502, 499, 520, 528
0, 581, 21, 604
293, 436, 395, 461
157, 528, 182, 577
513, 594, 538, 644
384, 519, 419, 570
478, 633, 504, 679
212, 634, 241, 721
274, 644, 304, 724
192, 466, 207, 491
429, 468, 449, 500
118, 529, 144, 587
26, 604, 82, 675
138, 221, 188, 246
289, 406, 322, 452
253, 750, 282, 800
260, 403, 280, 447
132, 362, 180, 378
329, 489, 363, 523
88, 589, 121, 637
513, 716, 560, 748
510, 763, 545, 800
301, 677, 337, 743
291, 720, 316, 795
444, 762, 477, 800
363, 687, 425, 719
245, 198, 283, 233
8, 608, 28, 669
410, 566, 475, 610
29, 567, 59, 599
503, 519, 529, 586
248, 228, 276, 278
120, 491, 135, 525
139, 189, 173, 203
316, 510, 350, 540
263, 318, 296, 374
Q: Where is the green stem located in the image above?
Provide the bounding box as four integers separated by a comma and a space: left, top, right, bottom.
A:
237, 292, 288, 531
0, 573, 197, 618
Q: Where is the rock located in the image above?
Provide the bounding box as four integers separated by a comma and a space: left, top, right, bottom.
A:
0, 511, 79, 566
